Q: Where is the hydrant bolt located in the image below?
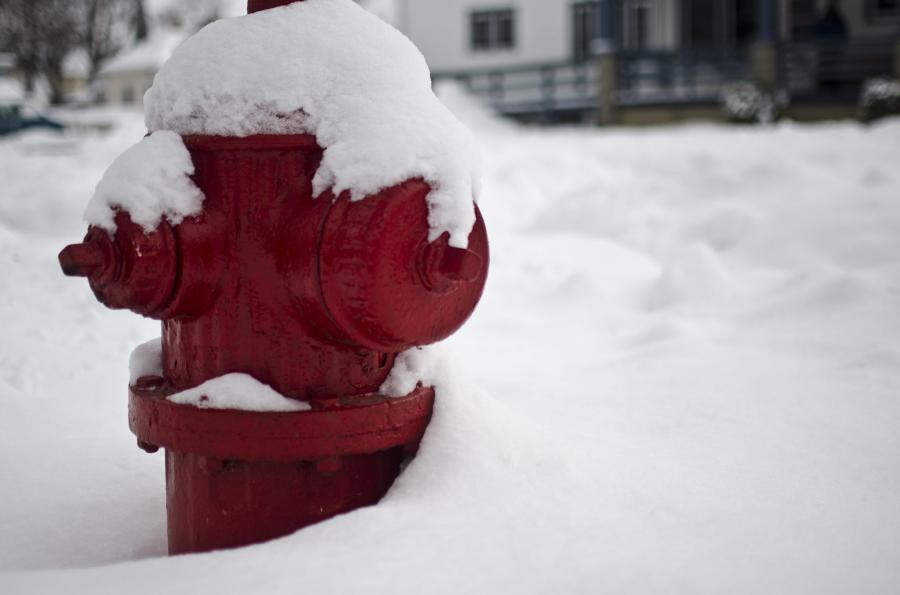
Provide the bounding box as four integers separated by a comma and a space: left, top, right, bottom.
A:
134, 375, 166, 392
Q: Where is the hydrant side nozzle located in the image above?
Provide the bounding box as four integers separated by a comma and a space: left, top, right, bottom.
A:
59, 242, 107, 278
420, 240, 484, 292
436, 246, 483, 283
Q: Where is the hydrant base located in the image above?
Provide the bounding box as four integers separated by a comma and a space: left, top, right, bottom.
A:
129, 381, 434, 554
166, 447, 406, 554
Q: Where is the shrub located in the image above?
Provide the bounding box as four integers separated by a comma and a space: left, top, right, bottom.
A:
860, 77, 900, 123
720, 82, 788, 125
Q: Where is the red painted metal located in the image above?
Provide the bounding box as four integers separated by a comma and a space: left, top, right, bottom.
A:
131, 380, 434, 553
129, 382, 435, 462
248, 0, 302, 14
60, 129, 488, 554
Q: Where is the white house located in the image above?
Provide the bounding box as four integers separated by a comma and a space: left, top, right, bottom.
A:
97, 29, 185, 107
62, 50, 91, 101
396, 0, 677, 72
393, 0, 899, 74
392, 0, 897, 124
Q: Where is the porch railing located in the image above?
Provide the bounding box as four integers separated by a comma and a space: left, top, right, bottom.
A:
431, 38, 897, 120
778, 38, 897, 101
431, 61, 599, 119
617, 47, 750, 105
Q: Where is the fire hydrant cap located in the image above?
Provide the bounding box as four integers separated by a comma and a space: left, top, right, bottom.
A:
319, 181, 489, 352
59, 240, 108, 278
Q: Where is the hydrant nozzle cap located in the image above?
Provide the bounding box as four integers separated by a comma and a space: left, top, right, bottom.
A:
436, 246, 483, 284
59, 241, 106, 278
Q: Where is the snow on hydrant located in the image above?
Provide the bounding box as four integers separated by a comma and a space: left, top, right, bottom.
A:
57, 0, 488, 554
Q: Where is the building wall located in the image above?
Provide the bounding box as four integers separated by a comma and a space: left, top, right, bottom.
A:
399, 0, 686, 72
401, 0, 570, 71
98, 72, 156, 106
400, 0, 899, 73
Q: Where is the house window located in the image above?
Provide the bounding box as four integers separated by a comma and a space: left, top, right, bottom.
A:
682, 0, 757, 47
573, 2, 602, 62
470, 9, 516, 52
624, 0, 659, 50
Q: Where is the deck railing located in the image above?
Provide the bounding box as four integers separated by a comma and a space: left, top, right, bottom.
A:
778, 38, 897, 101
432, 61, 599, 120
432, 38, 897, 120
617, 47, 750, 105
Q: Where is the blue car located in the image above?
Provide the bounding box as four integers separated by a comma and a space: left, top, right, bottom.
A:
0, 103, 64, 136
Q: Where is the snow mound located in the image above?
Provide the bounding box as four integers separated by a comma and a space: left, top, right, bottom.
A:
145, 0, 480, 247
646, 243, 738, 309
168, 373, 311, 412
683, 203, 763, 251
83, 131, 203, 233
380, 346, 440, 397
129, 338, 163, 383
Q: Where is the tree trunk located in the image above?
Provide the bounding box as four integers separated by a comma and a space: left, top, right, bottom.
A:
134, 0, 148, 40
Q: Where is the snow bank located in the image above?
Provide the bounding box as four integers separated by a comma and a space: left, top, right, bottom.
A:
380, 346, 441, 397
145, 0, 480, 247
4, 105, 900, 592
83, 131, 203, 233
168, 373, 311, 412
645, 243, 739, 309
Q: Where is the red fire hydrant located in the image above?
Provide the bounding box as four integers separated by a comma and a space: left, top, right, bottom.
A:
59, 0, 488, 554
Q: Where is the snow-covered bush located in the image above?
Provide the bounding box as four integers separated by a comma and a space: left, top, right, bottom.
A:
720, 82, 788, 125
860, 77, 900, 123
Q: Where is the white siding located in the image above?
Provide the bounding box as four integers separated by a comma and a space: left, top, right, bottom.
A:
398, 0, 681, 72
99, 71, 156, 107
400, 0, 571, 71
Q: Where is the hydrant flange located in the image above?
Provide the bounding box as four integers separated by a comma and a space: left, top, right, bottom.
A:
130, 379, 433, 554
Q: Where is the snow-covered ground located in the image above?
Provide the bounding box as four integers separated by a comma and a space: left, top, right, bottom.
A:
1, 96, 899, 593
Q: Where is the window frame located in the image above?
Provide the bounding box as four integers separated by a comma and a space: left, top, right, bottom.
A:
469, 8, 517, 52
623, 0, 660, 50
572, 1, 603, 62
